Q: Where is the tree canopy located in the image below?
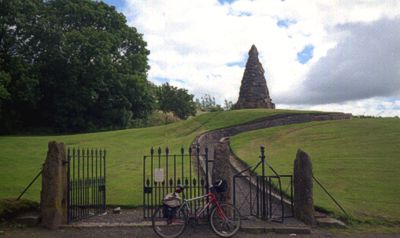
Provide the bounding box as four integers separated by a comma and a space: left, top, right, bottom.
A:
157, 83, 196, 120
0, 0, 153, 132
195, 94, 224, 112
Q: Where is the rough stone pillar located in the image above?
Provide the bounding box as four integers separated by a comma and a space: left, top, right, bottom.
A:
212, 137, 232, 203
40, 141, 68, 229
293, 149, 316, 226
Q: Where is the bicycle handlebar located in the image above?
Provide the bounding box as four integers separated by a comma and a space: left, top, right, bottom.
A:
175, 184, 186, 193
175, 179, 224, 193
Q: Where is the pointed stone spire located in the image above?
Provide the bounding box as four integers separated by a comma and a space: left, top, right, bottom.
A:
234, 45, 275, 109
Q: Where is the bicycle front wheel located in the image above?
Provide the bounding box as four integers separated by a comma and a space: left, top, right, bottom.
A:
210, 203, 241, 237
152, 206, 187, 238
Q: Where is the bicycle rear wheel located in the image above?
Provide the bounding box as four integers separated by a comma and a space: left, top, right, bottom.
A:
210, 203, 241, 237
152, 206, 187, 238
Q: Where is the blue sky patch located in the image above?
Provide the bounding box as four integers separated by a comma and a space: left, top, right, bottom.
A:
103, 0, 124, 11
227, 8, 252, 17
277, 19, 297, 28
226, 60, 245, 68
218, 0, 236, 5
297, 45, 314, 64
174, 79, 185, 84
238, 11, 252, 17
153, 77, 170, 84
385, 97, 399, 103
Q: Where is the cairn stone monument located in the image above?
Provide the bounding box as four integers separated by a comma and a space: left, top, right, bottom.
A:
234, 45, 275, 109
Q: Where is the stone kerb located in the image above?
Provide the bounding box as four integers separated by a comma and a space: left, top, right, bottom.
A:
40, 141, 68, 229
196, 113, 352, 148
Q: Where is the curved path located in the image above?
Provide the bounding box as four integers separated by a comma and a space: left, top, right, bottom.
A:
195, 112, 352, 156
193, 112, 352, 219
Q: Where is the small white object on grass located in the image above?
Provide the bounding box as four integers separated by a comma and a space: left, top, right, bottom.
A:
113, 207, 121, 214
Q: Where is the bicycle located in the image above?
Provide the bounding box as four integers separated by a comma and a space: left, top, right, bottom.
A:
151, 180, 241, 238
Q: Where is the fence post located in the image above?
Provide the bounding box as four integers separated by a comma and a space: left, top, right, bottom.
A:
260, 145, 265, 177
212, 137, 232, 203
293, 149, 316, 226
40, 141, 68, 229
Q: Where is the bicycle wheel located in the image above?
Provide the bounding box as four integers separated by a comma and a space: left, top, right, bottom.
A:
210, 203, 241, 237
152, 206, 187, 238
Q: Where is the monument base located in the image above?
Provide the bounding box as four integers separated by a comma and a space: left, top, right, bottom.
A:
234, 100, 275, 109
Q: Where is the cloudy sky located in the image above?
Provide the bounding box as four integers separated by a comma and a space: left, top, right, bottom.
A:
104, 0, 400, 116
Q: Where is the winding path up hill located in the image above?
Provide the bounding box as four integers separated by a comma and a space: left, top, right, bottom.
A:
195, 112, 352, 163
193, 112, 351, 223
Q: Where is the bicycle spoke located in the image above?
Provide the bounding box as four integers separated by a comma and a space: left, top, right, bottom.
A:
152, 206, 187, 238
210, 203, 241, 237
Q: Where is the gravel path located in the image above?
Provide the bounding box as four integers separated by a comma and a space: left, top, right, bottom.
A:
195, 129, 296, 222
2, 226, 400, 238
81, 208, 143, 223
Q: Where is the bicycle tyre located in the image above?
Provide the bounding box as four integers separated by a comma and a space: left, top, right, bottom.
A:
152, 206, 187, 238
210, 203, 241, 237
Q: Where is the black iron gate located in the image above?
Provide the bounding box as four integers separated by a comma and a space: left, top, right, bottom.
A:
233, 146, 293, 222
143, 146, 210, 219
67, 148, 106, 223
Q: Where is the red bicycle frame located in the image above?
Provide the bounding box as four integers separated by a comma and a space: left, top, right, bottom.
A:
182, 191, 226, 220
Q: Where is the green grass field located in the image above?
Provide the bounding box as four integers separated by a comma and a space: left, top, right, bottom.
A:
0, 109, 304, 206
230, 118, 400, 224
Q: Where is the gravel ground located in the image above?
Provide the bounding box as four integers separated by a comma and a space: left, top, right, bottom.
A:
82, 208, 143, 223
2, 208, 399, 238
1, 226, 400, 238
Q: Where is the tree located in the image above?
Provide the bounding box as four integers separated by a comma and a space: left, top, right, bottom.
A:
196, 94, 223, 112
157, 83, 196, 119
0, 0, 42, 130
223, 99, 233, 111
0, 71, 11, 114
0, 0, 153, 132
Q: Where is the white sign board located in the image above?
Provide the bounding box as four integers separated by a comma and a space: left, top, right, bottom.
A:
154, 168, 164, 182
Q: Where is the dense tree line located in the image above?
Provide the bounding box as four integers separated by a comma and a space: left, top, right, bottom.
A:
0, 0, 196, 133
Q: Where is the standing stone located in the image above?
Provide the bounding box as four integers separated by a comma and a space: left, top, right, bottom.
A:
293, 149, 315, 226
40, 141, 68, 229
234, 45, 275, 109
212, 138, 232, 203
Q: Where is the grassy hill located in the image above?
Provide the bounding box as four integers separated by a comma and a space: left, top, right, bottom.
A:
3, 109, 398, 224
230, 118, 400, 224
0, 109, 307, 205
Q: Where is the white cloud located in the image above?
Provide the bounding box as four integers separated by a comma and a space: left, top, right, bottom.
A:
280, 97, 400, 117
122, 0, 400, 116
280, 18, 400, 105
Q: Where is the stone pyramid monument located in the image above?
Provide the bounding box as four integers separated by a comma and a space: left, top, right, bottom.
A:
234, 45, 275, 109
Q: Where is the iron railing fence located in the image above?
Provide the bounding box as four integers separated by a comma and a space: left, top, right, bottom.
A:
143, 146, 211, 219
67, 148, 106, 223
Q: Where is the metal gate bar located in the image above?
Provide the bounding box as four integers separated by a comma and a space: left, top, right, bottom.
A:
67, 148, 106, 223
233, 146, 293, 222
143, 145, 210, 219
